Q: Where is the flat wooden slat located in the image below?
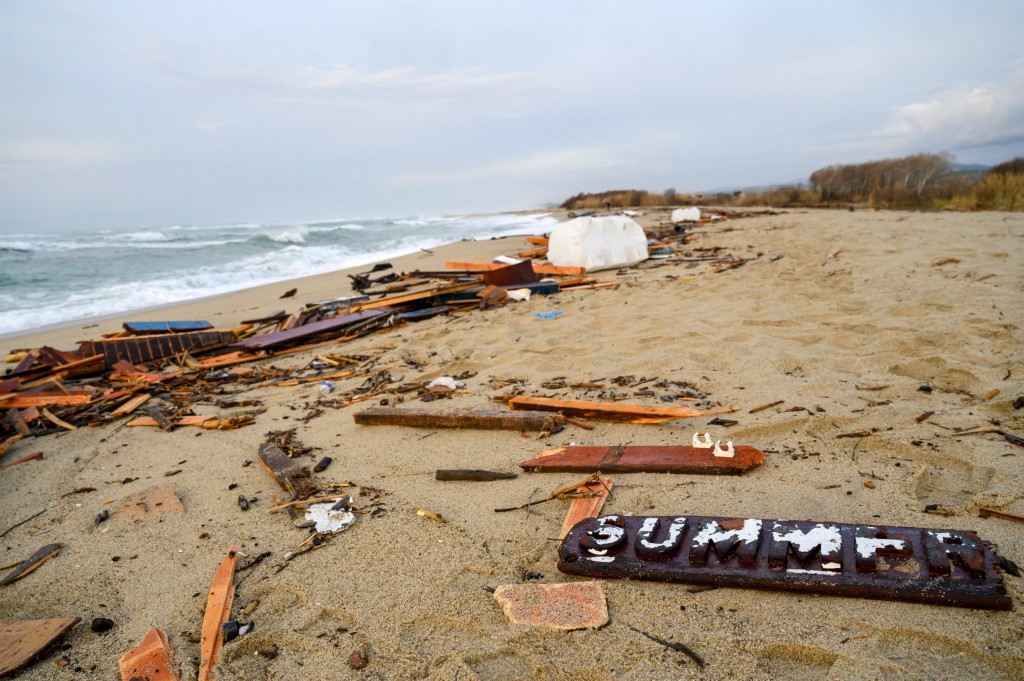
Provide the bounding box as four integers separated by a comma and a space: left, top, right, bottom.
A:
0, 617, 80, 676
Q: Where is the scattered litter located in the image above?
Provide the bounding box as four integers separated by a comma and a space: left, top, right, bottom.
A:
416, 509, 446, 523
535, 311, 564, 319
305, 502, 356, 534
426, 376, 465, 391
506, 288, 532, 301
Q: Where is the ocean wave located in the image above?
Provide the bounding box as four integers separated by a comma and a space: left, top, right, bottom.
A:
309, 223, 364, 233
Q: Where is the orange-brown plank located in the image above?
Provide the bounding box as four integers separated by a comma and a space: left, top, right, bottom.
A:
0, 617, 80, 676
508, 396, 738, 424
119, 627, 179, 681
198, 547, 237, 681
559, 474, 613, 540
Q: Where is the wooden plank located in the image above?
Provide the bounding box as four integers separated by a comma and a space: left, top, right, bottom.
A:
517, 247, 548, 259
445, 262, 585, 276
258, 442, 313, 496
0, 543, 60, 586
525, 236, 549, 245
198, 547, 237, 681
236, 309, 391, 351
352, 281, 480, 311
354, 407, 565, 431
482, 260, 538, 287
128, 415, 218, 428
0, 617, 80, 676
40, 408, 76, 431
520, 445, 765, 475
0, 392, 91, 408
109, 393, 152, 419
508, 396, 739, 424
79, 330, 236, 369
124, 320, 213, 334
559, 475, 613, 540
119, 627, 179, 681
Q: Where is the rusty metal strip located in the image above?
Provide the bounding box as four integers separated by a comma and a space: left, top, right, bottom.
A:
558, 514, 1012, 610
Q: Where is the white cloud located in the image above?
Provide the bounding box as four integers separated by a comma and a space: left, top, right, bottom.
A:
0, 139, 118, 165
888, 65, 1024, 148
195, 121, 226, 134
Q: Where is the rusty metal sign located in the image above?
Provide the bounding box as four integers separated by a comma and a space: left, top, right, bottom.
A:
558, 514, 1012, 610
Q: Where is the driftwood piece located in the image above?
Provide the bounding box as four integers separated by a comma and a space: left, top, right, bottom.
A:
0, 392, 91, 408
258, 443, 313, 496
508, 396, 739, 424
560, 474, 613, 540
0, 543, 60, 586
0, 452, 44, 472
521, 445, 765, 475
198, 547, 237, 681
0, 434, 25, 457
119, 627, 179, 681
110, 393, 152, 419
355, 407, 565, 432
978, 507, 1024, 523
435, 469, 518, 481
145, 405, 175, 432
0, 617, 80, 676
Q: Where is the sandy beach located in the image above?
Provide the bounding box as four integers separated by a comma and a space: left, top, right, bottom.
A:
1, 207, 1022, 680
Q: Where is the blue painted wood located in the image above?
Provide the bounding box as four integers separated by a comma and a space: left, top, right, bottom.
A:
123, 321, 213, 334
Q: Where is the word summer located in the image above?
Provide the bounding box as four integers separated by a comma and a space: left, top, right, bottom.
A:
558, 514, 1011, 610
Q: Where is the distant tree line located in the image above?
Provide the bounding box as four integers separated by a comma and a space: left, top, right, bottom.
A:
561, 153, 1024, 211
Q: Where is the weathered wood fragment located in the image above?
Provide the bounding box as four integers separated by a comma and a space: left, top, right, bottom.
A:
978, 507, 1024, 523
507, 396, 739, 424
0, 617, 80, 676
198, 547, 237, 681
482, 260, 538, 287
0, 543, 60, 586
0, 452, 44, 472
559, 474, 613, 540
258, 442, 313, 496
124, 320, 213, 334
146, 405, 175, 431
445, 262, 586, 276
521, 445, 765, 475
0, 392, 91, 408
0, 434, 25, 457
119, 627, 179, 681
79, 330, 235, 369
110, 393, 152, 419
435, 469, 518, 481
236, 308, 391, 351
355, 407, 565, 431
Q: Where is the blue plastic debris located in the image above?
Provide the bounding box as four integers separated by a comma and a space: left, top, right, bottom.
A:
535, 311, 564, 319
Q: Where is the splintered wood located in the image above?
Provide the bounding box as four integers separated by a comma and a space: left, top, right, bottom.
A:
559, 475, 613, 540
119, 627, 179, 681
0, 617, 80, 676
507, 396, 739, 424
258, 442, 313, 496
521, 445, 765, 475
354, 407, 565, 432
198, 547, 238, 681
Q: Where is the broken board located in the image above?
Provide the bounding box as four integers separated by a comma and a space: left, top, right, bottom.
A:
354, 407, 565, 432
198, 547, 237, 681
521, 445, 765, 475
123, 321, 213, 334
507, 396, 738, 423
119, 627, 179, 681
258, 442, 313, 496
79, 330, 236, 369
0, 617, 80, 676
559, 514, 1013, 610
235, 308, 391, 351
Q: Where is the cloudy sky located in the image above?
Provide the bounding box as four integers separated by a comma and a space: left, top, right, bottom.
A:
2, 1, 1022, 231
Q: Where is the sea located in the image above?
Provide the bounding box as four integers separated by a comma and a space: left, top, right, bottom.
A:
0, 212, 559, 338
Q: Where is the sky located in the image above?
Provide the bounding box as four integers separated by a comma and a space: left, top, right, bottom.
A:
2, 1, 1023, 232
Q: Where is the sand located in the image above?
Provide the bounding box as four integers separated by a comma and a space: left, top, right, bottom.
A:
1, 208, 1022, 680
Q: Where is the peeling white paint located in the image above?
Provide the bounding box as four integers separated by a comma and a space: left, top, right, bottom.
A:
638, 516, 687, 552
693, 519, 762, 546
772, 523, 842, 556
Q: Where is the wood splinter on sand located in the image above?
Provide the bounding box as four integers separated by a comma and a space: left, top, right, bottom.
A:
119, 627, 179, 681
521, 445, 765, 475
507, 396, 740, 424
354, 407, 566, 432
198, 547, 238, 681
0, 617, 80, 677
